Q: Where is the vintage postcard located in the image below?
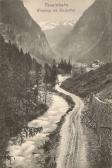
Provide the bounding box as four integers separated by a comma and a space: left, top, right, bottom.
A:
0, 0, 112, 168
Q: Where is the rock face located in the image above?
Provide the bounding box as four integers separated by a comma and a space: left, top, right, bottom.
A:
0, 0, 54, 63
58, 0, 112, 63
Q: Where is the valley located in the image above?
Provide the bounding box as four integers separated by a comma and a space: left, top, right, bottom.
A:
0, 0, 112, 168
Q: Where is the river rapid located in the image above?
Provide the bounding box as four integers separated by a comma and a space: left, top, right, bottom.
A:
7, 75, 108, 168
7, 75, 69, 168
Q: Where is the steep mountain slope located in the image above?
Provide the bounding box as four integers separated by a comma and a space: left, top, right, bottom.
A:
58, 0, 111, 63
62, 63, 112, 97
0, 0, 54, 63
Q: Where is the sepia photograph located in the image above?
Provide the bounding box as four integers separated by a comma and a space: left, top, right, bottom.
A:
0, 0, 112, 168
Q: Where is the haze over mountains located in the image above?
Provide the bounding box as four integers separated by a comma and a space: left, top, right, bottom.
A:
57, 0, 112, 63
0, 0, 110, 64
42, 21, 74, 54
0, 0, 54, 63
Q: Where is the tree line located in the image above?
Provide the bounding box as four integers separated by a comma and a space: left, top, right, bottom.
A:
58, 59, 72, 74
43, 59, 72, 87
0, 34, 51, 134
0, 34, 72, 131
44, 60, 57, 87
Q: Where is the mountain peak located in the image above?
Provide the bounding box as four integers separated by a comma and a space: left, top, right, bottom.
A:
39, 21, 75, 31
57, 0, 112, 63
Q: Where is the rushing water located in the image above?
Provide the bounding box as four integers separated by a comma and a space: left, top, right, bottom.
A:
7, 76, 69, 168
7, 75, 112, 168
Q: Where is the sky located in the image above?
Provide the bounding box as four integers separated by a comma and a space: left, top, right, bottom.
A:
23, 0, 95, 28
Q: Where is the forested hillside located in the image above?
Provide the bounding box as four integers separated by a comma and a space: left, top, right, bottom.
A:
0, 34, 49, 165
